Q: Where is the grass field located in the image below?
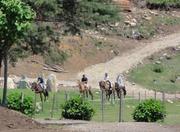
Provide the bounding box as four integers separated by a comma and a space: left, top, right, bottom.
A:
128, 52, 180, 93
0, 88, 180, 125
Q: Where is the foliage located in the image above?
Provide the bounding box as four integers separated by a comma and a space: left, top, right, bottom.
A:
152, 64, 164, 73
0, 0, 35, 106
62, 0, 120, 34
62, 96, 95, 120
7, 92, 34, 116
146, 0, 180, 8
133, 99, 166, 122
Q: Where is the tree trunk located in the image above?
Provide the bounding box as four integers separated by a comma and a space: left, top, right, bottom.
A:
0, 57, 2, 77
2, 52, 8, 106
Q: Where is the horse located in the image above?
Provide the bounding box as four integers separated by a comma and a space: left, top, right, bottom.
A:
77, 80, 93, 100
31, 82, 49, 102
115, 74, 127, 98
99, 80, 115, 101
114, 82, 126, 98
46, 74, 57, 92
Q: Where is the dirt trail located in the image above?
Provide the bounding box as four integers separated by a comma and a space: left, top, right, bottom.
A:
77, 32, 180, 98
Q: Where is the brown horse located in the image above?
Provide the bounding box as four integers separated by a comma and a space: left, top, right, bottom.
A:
99, 80, 115, 101
114, 82, 126, 98
77, 80, 93, 100
31, 82, 49, 102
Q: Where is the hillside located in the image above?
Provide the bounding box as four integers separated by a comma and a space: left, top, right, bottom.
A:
2, 0, 180, 81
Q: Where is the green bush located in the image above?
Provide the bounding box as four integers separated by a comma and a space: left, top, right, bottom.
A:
133, 99, 166, 122
62, 96, 95, 120
152, 64, 164, 73
7, 92, 34, 116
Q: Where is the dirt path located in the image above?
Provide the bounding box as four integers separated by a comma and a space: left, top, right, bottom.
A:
77, 32, 180, 98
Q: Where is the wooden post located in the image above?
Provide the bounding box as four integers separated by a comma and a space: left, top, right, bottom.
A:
138, 92, 141, 102
101, 90, 104, 122
65, 91, 68, 101
34, 93, 37, 114
41, 99, 44, 112
51, 93, 55, 118
119, 91, 123, 122
162, 91, 165, 104
154, 90, 157, 100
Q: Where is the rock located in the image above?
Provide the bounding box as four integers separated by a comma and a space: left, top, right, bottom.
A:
163, 53, 168, 56
149, 10, 158, 16
132, 30, 142, 39
159, 57, 164, 60
167, 99, 173, 104
143, 16, 152, 21
124, 21, 137, 27
155, 61, 161, 64
132, 82, 136, 85
136, 0, 147, 8
115, 22, 119, 27
0, 77, 16, 89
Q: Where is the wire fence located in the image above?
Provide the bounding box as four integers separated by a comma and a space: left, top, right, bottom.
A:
30, 88, 180, 122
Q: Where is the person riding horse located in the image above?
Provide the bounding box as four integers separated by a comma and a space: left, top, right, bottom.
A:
104, 73, 112, 89
37, 75, 46, 91
81, 74, 88, 88
115, 74, 126, 98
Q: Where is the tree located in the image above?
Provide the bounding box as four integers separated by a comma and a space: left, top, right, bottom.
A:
0, 0, 35, 106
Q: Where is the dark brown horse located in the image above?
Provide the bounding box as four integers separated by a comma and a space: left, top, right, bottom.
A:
114, 82, 126, 98
99, 80, 115, 100
31, 82, 49, 102
77, 80, 93, 100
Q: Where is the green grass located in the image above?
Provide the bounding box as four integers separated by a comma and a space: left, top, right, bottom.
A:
0, 88, 180, 124
128, 53, 180, 93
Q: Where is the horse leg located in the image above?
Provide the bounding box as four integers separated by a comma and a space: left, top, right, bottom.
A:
40, 93, 43, 102
113, 90, 115, 100
86, 89, 88, 99
89, 89, 93, 100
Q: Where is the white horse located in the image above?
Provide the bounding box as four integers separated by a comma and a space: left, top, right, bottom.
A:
46, 74, 57, 92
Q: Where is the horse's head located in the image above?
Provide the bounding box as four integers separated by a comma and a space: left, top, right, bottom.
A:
31, 82, 37, 91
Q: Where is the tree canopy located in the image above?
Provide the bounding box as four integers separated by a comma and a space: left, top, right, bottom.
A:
0, 0, 35, 105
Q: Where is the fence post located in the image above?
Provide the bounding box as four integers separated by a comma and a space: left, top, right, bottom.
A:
65, 91, 68, 101
175, 92, 177, 101
154, 90, 157, 100
144, 91, 146, 100
162, 91, 165, 104
138, 92, 141, 102
101, 90, 104, 122
51, 93, 56, 118
119, 91, 123, 122
34, 93, 37, 115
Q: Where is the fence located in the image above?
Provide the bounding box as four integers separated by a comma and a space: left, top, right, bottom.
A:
31, 88, 180, 122
0, 88, 179, 122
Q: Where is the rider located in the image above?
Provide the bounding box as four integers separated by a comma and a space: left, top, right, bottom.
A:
116, 74, 125, 87
37, 74, 46, 90
104, 73, 111, 89
81, 74, 88, 88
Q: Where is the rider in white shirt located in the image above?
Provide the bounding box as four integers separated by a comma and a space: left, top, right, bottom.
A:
104, 73, 111, 88
116, 74, 125, 87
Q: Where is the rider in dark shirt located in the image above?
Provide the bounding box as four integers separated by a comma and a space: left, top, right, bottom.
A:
81, 74, 88, 84
37, 76, 45, 89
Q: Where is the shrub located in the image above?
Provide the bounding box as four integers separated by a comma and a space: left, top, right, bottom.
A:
7, 92, 34, 116
62, 96, 95, 120
152, 64, 164, 73
133, 99, 166, 122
